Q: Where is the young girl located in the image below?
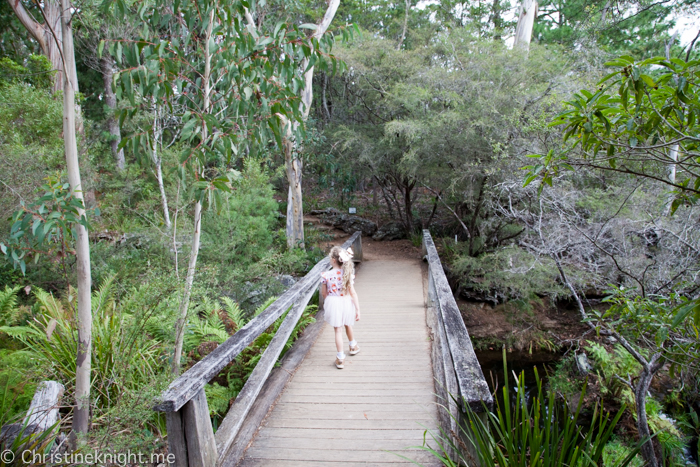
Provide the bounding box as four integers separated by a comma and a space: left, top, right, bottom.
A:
320, 246, 361, 369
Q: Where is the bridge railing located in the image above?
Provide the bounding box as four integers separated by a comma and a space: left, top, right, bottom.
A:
155, 231, 363, 467
422, 230, 493, 456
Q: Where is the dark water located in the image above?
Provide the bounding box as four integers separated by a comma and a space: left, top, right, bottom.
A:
475, 348, 561, 408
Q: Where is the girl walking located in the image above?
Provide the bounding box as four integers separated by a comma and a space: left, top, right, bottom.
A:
320, 246, 361, 369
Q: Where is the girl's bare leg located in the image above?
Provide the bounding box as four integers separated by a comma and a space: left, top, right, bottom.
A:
345, 325, 354, 343
334, 327, 344, 353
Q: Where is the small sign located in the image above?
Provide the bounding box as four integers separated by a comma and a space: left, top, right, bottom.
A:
349, 207, 357, 214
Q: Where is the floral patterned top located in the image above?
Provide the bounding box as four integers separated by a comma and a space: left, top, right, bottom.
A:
321, 269, 355, 297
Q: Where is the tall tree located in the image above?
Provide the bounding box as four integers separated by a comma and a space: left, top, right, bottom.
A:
58, 0, 93, 439
6, 0, 78, 93
110, 0, 343, 371
277, 0, 341, 249
514, 0, 537, 51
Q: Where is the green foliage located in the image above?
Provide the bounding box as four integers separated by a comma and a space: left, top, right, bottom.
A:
413, 350, 638, 467
450, 245, 568, 302
0, 81, 64, 238
586, 341, 689, 466
0, 276, 174, 409
200, 161, 279, 280
534, 0, 677, 58
108, 0, 351, 210
0, 55, 54, 90
603, 439, 645, 467
1, 176, 94, 275
587, 341, 640, 402
526, 56, 700, 211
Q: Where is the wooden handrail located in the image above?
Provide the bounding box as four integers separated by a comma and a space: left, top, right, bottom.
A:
422, 230, 493, 411
157, 231, 363, 467
154, 231, 363, 414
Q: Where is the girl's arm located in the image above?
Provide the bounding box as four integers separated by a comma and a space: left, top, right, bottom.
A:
321, 283, 328, 299
349, 283, 361, 320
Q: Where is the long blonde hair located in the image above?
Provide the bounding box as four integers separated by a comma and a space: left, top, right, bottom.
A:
329, 246, 355, 293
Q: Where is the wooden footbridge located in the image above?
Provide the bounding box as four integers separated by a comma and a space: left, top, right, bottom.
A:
156, 231, 493, 466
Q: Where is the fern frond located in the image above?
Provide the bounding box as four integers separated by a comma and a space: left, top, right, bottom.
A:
32, 288, 64, 319
0, 325, 44, 340
221, 297, 245, 328
0, 286, 21, 317
253, 296, 277, 318
92, 274, 117, 316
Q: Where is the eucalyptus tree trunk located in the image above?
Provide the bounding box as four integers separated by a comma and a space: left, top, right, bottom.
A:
152, 103, 172, 230
514, 0, 537, 52
172, 11, 213, 374
635, 355, 664, 467
396, 0, 410, 50
283, 0, 340, 249
7, 0, 68, 93
664, 144, 679, 216
101, 56, 125, 171
61, 0, 93, 438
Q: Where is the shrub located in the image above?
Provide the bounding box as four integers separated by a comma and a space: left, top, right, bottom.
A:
413, 350, 640, 467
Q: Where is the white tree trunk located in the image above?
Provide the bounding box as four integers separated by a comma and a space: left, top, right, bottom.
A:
152, 103, 171, 230
283, 0, 340, 249
514, 0, 538, 52
61, 0, 92, 438
171, 10, 213, 374
663, 144, 679, 216
172, 200, 202, 374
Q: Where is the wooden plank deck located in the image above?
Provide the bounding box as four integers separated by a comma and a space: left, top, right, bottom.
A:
238, 258, 440, 466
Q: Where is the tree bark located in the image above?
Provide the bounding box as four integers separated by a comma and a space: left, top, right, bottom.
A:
172, 10, 213, 374
7, 0, 78, 93
61, 0, 92, 439
152, 102, 172, 230
403, 179, 415, 233
514, 0, 538, 52
635, 355, 664, 467
172, 201, 202, 374
283, 0, 340, 249
101, 55, 125, 171
491, 0, 504, 41
397, 0, 410, 50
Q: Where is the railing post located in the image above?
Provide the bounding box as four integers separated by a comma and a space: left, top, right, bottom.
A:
166, 388, 217, 467
165, 410, 188, 467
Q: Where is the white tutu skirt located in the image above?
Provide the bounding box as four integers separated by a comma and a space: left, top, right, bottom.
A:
323, 295, 356, 328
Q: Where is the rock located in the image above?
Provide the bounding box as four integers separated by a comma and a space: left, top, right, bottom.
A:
276, 274, 296, 288
241, 281, 269, 308
336, 215, 377, 235
309, 207, 340, 216
575, 352, 592, 375
309, 207, 377, 236
372, 221, 406, 241
0, 423, 42, 449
